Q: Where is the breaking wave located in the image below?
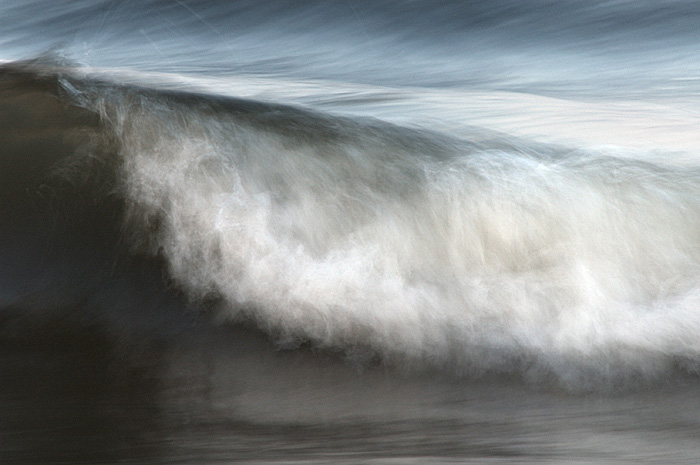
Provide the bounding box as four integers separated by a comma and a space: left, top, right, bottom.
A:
4, 61, 700, 388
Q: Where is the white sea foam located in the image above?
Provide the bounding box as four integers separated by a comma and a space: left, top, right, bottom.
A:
72, 76, 700, 387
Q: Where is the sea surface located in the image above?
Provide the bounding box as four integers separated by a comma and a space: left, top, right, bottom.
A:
3, 1, 700, 463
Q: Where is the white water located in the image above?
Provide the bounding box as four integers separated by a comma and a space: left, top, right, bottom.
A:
57, 70, 700, 388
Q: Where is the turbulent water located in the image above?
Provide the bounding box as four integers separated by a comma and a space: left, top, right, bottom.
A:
4, 1, 700, 463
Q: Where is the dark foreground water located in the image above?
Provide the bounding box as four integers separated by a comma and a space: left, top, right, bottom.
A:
4, 327, 700, 465
4, 1, 700, 463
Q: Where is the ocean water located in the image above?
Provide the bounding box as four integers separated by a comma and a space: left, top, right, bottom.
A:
3, 1, 700, 463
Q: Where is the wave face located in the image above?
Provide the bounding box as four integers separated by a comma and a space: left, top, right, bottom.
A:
4, 63, 700, 389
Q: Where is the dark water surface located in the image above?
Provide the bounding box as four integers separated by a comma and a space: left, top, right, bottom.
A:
4, 1, 700, 463
4, 328, 700, 464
